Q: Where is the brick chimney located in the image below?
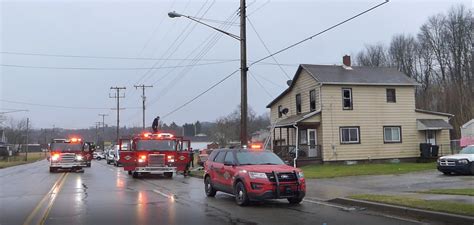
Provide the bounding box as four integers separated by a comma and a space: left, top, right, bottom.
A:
343, 55, 351, 67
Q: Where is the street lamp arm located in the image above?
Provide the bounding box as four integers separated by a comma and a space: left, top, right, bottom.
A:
168, 12, 241, 41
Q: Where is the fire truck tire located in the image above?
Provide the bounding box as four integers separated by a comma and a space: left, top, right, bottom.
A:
164, 172, 173, 178
132, 172, 139, 178
49, 167, 56, 173
128, 170, 132, 175
204, 176, 216, 197
234, 181, 250, 206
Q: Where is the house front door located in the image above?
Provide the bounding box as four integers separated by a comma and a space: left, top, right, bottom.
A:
307, 129, 318, 157
426, 130, 436, 145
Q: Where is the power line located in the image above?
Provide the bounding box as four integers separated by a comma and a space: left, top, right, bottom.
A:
249, 70, 273, 99
0, 51, 238, 62
0, 60, 237, 70
161, 69, 239, 119
0, 99, 139, 110
249, 0, 389, 67
247, 17, 291, 79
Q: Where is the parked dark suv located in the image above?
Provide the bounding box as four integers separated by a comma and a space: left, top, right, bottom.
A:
203, 148, 306, 206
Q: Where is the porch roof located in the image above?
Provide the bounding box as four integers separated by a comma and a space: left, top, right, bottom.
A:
275, 110, 321, 128
417, 119, 453, 130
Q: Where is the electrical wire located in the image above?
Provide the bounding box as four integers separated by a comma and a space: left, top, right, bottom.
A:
0, 60, 238, 71
249, 70, 273, 99
247, 17, 291, 79
249, 0, 389, 67
0, 99, 140, 110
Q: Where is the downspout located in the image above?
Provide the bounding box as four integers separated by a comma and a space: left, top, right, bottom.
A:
293, 123, 299, 168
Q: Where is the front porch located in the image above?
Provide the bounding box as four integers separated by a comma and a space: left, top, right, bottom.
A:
271, 111, 323, 165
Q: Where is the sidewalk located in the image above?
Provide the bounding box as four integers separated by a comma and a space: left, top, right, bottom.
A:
304, 170, 474, 202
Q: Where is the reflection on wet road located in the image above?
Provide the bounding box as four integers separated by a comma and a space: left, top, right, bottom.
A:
0, 160, 421, 225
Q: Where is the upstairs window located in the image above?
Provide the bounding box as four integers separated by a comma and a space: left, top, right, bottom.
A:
342, 88, 353, 110
386, 89, 396, 103
309, 90, 316, 111
278, 105, 282, 118
296, 94, 302, 114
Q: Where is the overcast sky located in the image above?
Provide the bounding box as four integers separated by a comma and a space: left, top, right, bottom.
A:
0, 0, 469, 129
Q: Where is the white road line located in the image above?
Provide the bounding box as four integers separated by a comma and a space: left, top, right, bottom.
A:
303, 199, 355, 210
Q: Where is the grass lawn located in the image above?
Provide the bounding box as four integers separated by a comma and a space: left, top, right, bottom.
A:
350, 194, 474, 216
418, 188, 474, 196
190, 169, 205, 178
301, 162, 436, 179
0, 152, 47, 169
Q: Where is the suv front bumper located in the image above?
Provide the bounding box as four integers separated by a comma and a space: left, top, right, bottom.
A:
437, 164, 471, 174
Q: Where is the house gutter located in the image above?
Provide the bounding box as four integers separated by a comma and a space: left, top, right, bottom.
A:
293, 123, 299, 168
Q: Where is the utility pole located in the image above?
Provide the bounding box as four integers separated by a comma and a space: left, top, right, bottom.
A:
95, 122, 101, 145
25, 118, 29, 161
110, 87, 126, 145
98, 113, 108, 149
240, 0, 248, 147
134, 84, 153, 130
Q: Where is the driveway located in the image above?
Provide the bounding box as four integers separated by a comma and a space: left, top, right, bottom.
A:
305, 170, 474, 203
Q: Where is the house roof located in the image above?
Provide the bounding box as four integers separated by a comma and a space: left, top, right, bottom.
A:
274, 110, 321, 128
417, 119, 453, 130
267, 64, 419, 108
461, 119, 474, 129
415, 109, 454, 117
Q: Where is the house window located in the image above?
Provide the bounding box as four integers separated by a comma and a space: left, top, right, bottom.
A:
340, 127, 360, 144
384, 126, 401, 143
309, 90, 316, 111
296, 94, 302, 114
299, 130, 307, 145
278, 105, 282, 118
386, 89, 396, 103
342, 88, 353, 110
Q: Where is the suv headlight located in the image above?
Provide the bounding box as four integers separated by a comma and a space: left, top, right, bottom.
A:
457, 159, 469, 165
75, 155, 84, 161
249, 172, 267, 179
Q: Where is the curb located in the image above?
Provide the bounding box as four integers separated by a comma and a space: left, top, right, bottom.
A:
188, 172, 204, 179
329, 197, 474, 225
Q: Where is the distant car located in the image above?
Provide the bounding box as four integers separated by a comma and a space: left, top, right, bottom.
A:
106, 149, 115, 165
203, 148, 306, 206
93, 151, 105, 160
437, 145, 474, 175
198, 149, 212, 167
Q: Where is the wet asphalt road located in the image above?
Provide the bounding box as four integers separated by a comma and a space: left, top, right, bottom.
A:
1, 160, 422, 225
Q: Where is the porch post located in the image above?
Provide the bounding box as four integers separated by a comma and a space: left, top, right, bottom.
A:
287, 127, 290, 147
279, 128, 282, 146
272, 127, 275, 151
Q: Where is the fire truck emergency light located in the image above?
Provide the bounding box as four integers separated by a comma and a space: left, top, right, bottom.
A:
250, 143, 263, 150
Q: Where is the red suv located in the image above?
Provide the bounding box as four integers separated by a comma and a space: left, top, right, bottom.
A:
203, 149, 306, 206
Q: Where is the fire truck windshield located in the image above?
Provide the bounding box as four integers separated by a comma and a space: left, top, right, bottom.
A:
50, 143, 83, 152
135, 140, 177, 151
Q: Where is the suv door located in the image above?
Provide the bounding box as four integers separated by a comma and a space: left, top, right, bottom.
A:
211, 151, 226, 190
222, 151, 237, 190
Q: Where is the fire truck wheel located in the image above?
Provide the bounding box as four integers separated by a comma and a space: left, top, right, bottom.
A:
128, 170, 132, 175
49, 167, 56, 173
164, 172, 173, 178
234, 181, 250, 206
132, 172, 139, 178
204, 176, 216, 197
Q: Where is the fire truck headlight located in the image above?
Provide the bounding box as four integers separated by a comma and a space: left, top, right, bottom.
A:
75, 155, 84, 161
51, 154, 60, 161
138, 158, 146, 163
167, 155, 175, 163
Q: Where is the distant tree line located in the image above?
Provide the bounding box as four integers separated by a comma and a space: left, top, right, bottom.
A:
355, 5, 472, 138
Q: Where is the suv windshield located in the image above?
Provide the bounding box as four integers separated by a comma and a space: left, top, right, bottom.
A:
460, 146, 474, 154
135, 140, 176, 151
50, 143, 82, 152
236, 151, 285, 165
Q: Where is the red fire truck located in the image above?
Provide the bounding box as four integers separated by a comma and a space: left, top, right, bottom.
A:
49, 138, 86, 173
118, 132, 192, 178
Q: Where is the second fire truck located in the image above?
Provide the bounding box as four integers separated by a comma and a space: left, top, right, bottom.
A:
118, 132, 192, 178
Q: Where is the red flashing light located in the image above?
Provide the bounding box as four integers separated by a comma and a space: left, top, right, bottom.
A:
69, 137, 82, 143
250, 143, 263, 150
143, 133, 151, 138
140, 155, 147, 160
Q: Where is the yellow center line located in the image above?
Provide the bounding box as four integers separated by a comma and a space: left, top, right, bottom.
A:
39, 172, 69, 225
22, 172, 68, 225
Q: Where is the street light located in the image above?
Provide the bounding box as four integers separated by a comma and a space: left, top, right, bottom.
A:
168, 0, 249, 147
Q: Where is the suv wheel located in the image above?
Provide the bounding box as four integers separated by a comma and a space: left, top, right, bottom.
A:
204, 176, 217, 197
470, 163, 474, 175
234, 181, 249, 206
287, 197, 303, 204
